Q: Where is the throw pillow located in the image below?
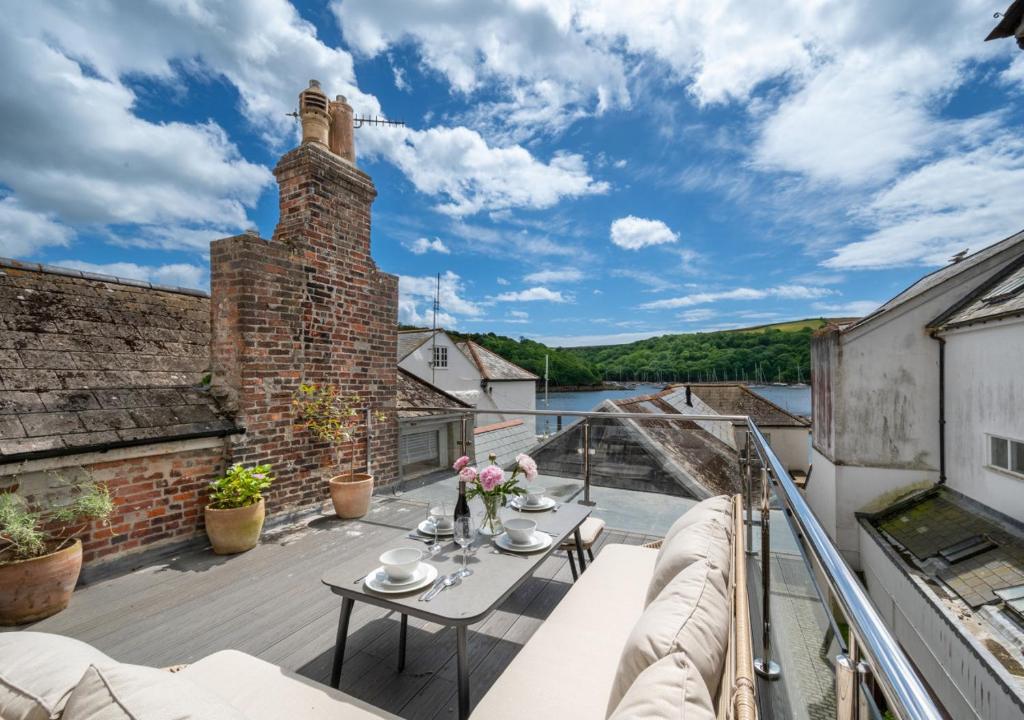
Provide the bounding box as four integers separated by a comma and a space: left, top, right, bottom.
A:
0, 631, 114, 720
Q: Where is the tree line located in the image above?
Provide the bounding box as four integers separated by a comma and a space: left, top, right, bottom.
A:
451, 326, 815, 387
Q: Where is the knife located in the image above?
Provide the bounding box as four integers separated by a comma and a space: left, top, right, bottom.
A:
419, 574, 448, 601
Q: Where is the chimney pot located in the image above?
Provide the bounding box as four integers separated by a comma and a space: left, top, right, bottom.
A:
299, 80, 330, 147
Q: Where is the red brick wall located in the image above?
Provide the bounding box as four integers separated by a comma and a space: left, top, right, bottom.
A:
1, 443, 230, 566
210, 143, 399, 514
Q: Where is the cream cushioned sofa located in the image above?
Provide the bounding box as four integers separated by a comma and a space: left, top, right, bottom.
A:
1, 495, 754, 720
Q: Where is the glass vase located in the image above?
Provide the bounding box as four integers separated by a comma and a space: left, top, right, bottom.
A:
480, 494, 503, 536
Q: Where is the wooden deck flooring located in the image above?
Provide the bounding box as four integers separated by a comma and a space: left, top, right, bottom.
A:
17, 497, 656, 719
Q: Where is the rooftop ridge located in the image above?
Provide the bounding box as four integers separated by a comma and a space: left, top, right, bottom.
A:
0, 256, 210, 299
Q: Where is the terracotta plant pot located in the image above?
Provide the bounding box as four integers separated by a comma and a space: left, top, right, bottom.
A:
0, 539, 83, 626
329, 473, 374, 519
205, 498, 265, 555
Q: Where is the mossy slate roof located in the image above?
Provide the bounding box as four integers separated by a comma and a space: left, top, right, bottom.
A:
0, 259, 236, 462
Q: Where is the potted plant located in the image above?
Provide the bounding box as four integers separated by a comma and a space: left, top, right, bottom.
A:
0, 477, 113, 625
205, 464, 273, 554
294, 383, 375, 519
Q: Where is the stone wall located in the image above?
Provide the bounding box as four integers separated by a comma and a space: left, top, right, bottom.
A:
210, 143, 399, 514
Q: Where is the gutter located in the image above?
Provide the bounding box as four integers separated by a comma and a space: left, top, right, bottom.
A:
0, 427, 245, 466
929, 330, 947, 484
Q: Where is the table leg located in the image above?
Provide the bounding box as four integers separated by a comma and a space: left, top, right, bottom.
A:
574, 527, 587, 573
398, 613, 408, 672
456, 625, 470, 719
567, 546, 578, 581
330, 597, 355, 689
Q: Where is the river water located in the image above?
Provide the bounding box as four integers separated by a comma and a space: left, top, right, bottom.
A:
534, 383, 811, 433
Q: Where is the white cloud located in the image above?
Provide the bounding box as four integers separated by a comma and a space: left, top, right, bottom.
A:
0, 197, 73, 258
496, 277, 510, 286
611, 268, 677, 293
812, 300, 881, 317
610, 216, 679, 250
406, 237, 450, 255
361, 126, 608, 216
678, 308, 716, 322
399, 271, 482, 328
509, 310, 529, 319
333, 0, 630, 139
641, 285, 834, 310
523, 269, 583, 283
494, 287, 568, 302
825, 133, 1024, 269
530, 329, 674, 347
54, 260, 208, 290
0, 3, 296, 253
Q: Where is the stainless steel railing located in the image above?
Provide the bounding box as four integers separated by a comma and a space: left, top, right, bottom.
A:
744, 422, 942, 720
398, 405, 944, 720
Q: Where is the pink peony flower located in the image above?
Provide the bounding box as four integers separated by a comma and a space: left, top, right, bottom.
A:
479, 465, 504, 492
459, 466, 478, 483
515, 453, 538, 481
453, 455, 470, 472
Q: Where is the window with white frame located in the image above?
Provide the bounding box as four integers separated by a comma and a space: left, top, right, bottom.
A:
989, 434, 1024, 476
431, 346, 448, 369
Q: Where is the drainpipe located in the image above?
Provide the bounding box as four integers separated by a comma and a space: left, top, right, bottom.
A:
930, 331, 947, 484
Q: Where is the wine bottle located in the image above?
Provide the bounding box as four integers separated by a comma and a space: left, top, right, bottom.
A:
454, 479, 471, 525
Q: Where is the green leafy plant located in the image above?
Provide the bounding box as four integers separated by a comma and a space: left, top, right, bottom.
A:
294, 383, 383, 479
207, 464, 274, 510
0, 477, 114, 562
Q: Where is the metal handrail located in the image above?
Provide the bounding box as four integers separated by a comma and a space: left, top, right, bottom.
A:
745, 422, 942, 720
397, 405, 746, 422
398, 404, 944, 720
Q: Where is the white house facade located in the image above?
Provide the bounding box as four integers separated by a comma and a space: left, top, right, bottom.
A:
809, 230, 1024, 720
398, 330, 538, 431
808, 230, 1024, 569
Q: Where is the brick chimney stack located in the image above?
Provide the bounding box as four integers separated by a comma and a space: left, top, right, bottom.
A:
209, 82, 399, 514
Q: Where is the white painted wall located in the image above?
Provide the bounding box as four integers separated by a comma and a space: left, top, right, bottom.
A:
400, 332, 481, 399
810, 252, 1023, 567
807, 447, 838, 543
942, 317, 1024, 520
861, 525, 1024, 720
737, 426, 809, 473
483, 380, 536, 429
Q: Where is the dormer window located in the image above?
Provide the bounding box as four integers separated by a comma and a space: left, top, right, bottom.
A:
431, 346, 448, 369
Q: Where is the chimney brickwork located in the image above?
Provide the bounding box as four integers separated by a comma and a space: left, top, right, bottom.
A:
210, 140, 399, 514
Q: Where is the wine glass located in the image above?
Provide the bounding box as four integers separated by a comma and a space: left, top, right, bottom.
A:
424, 507, 442, 556
454, 513, 476, 578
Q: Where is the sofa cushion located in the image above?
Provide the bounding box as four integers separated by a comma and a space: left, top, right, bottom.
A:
180, 650, 401, 720
608, 556, 730, 714
0, 631, 114, 720
646, 499, 731, 606
469, 544, 658, 720
62, 663, 246, 720
657, 495, 731, 557
607, 653, 715, 720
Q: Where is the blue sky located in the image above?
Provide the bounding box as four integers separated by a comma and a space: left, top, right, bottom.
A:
1, 1, 1023, 346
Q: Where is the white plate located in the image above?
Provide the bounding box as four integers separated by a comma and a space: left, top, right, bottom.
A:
418, 519, 454, 537
509, 496, 556, 512
365, 563, 439, 594
494, 532, 553, 553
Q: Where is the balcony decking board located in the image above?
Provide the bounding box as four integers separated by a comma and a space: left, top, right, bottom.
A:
12, 497, 655, 718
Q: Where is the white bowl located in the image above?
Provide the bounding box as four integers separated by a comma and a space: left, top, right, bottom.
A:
429, 507, 453, 530
524, 487, 547, 506
380, 547, 423, 582
504, 518, 537, 545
